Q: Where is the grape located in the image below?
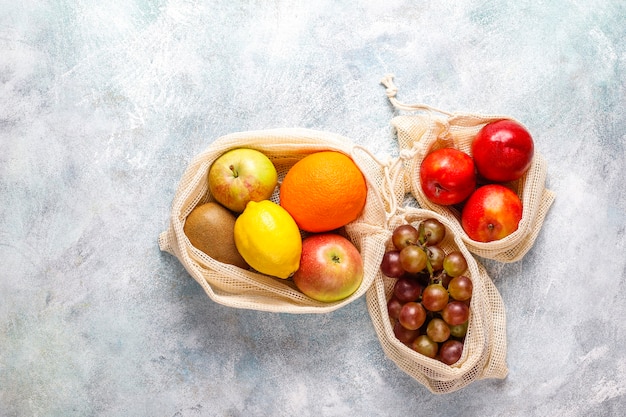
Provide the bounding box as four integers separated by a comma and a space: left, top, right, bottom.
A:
440, 272, 453, 289
419, 218, 446, 246
392, 224, 420, 250
386, 221, 473, 365
426, 318, 451, 343
421, 283, 449, 312
448, 275, 473, 301
399, 246, 428, 273
449, 321, 468, 338
411, 335, 438, 358
443, 251, 468, 277
393, 320, 420, 344
425, 245, 446, 272
405, 270, 431, 287
387, 297, 403, 319
441, 301, 470, 325
380, 250, 404, 278
393, 277, 423, 303
439, 339, 464, 365
398, 302, 427, 330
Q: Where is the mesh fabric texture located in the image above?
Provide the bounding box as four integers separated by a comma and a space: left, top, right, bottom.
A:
382, 74, 556, 262
159, 126, 510, 393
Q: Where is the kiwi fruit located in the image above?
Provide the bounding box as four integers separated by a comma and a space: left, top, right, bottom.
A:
183, 202, 249, 269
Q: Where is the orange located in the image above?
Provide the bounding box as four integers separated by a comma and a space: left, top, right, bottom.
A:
279, 151, 367, 233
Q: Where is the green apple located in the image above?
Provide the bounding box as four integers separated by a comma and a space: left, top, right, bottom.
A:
208, 148, 278, 213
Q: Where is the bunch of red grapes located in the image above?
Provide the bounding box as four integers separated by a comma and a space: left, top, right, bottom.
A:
380, 218, 473, 365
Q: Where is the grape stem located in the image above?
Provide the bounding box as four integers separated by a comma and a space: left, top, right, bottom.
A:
430, 271, 445, 285
413, 228, 436, 279
425, 252, 434, 277
418, 224, 427, 245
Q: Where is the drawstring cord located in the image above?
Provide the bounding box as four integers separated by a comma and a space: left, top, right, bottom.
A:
352, 145, 414, 223
380, 74, 455, 117
351, 74, 462, 226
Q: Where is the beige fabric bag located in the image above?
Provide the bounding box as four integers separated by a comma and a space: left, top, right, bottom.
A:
366, 208, 508, 394
158, 128, 391, 313
381, 75, 555, 262
159, 126, 509, 393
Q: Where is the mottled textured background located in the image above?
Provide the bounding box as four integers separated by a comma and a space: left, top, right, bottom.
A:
1, 1, 625, 416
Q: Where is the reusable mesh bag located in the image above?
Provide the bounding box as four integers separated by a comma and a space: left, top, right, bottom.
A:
366, 208, 508, 394
158, 128, 391, 314
381, 75, 555, 262
158, 100, 513, 392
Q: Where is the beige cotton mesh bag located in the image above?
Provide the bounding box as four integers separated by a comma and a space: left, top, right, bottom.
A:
158, 128, 391, 314
380, 75, 555, 263
158, 126, 509, 393
363, 150, 508, 393
366, 209, 508, 394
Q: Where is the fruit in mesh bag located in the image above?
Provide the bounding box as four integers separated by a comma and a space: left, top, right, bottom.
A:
234, 200, 302, 279
419, 148, 476, 206
461, 184, 523, 242
183, 202, 249, 269
292, 233, 364, 303
208, 148, 278, 213
472, 119, 534, 183
380, 218, 474, 365
279, 151, 367, 233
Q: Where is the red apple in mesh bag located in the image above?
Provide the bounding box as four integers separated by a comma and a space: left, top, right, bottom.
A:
419, 148, 477, 205
461, 184, 523, 242
472, 119, 534, 182
292, 233, 363, 303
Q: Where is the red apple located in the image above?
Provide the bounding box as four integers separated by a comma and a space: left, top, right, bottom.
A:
461, 184, 523, 242
292, 233, 364, 303
208, 148, 278, 213
419, 148, 476, 205
472, 119, 534, 182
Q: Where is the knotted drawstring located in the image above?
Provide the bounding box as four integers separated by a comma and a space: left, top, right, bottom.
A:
351, 75, 467, 226
380, 74, 455, 117
352, 145, 416, 223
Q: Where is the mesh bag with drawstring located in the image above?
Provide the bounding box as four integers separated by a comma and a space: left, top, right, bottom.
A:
158, 128, 392, 314
380, 74, 555, 262
360, 149, 508, 393
158, 74, 559, 391
366, 207, 508, 394
159, 126, 509, 393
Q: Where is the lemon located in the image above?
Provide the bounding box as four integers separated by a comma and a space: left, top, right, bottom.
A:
234, 200, 302, 279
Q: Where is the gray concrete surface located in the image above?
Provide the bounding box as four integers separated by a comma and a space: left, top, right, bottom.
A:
1, 1, 625, 416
